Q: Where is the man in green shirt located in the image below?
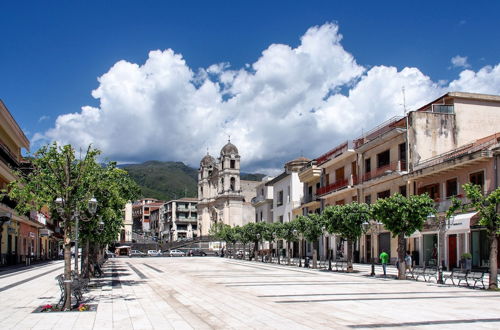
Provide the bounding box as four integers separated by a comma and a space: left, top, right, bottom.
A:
379, 251, 389, 277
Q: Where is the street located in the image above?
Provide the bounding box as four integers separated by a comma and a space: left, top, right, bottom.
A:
0, 257, 499, 329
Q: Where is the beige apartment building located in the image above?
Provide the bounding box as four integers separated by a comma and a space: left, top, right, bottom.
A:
0, 100, 47, 265
162, 198, 198, 241
295, 92, 500, 267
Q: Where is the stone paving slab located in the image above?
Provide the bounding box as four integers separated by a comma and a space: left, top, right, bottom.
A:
0, 257, 499, 329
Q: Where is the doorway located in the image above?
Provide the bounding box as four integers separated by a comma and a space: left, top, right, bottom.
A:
378, 232, 391, 260
448, 234, 457, 269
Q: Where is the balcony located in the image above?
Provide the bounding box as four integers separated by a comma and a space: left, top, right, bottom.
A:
353, 116, 405, 149
251, 195, 266, 205
361, 160, 406, 182
301, 194, 318, 204
433, 195, 470, 213
315, 141, 349, 166
0, 139, 20, 168
317, 179, 348, 196
298, 160, 322, 183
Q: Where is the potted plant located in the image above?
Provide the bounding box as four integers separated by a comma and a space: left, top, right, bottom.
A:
461, 253, 472, 271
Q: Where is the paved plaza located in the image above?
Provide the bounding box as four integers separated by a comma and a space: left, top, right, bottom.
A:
0, 257, 500, 329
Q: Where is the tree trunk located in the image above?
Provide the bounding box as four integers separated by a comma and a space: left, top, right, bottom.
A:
277, 240, 281, 264
287, 241, 291, 265
312, 240, 318, 269
254, 240, 258, 261
489, 231, 498, 290
269, 241, 273, 262
299, 239, 302, 267
397, 233, 406, 280
63, 229, 72, 310
346, 240, 353, 272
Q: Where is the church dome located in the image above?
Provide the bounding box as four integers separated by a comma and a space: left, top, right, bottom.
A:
220, 141, 239, 156
200, 153, 215, 167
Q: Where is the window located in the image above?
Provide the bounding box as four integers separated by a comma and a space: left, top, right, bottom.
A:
316, 182, 320, 190
277, 191, 284, 206
352, 195, 358, 202
230, 177, 235, 191
365, 158, 371, 174
377, 190, 391, 199
470, 171, 484, 188
335, 199, 345, 205
335, 167, 345, 182
325, 173, 330, 185
446, 178, 458, 198
399, 185, 407, 197
365, 195, 371, 205
399, 143, 407, 170
261, 188, 264, 196
308, 185, 313, 200
260, 211, 263, 221
377, 150, 390, 168
351, 161, 357, 177
279, 215, 284, 223
418, 184, 439, 200
230, 159, 235, 169
287, 186, 290, 202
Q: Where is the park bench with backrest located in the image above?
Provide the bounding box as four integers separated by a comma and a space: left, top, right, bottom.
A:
410, 266, 425, 281
467, 271, 485, 289
56, 274, 84, 308
423, 267, 438, 282
334, 259, 347, 272
443, 268, 468, 286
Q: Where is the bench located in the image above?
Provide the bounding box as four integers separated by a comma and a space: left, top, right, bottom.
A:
443, 268, 468, 286
334, 260, 347, 272
467, 271, 485, 289
56, 274, 84, 308
410, 266, 425, 281
423, 267, 438, 282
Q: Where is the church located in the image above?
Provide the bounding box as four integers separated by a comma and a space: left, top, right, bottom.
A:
197, 141, 259, 236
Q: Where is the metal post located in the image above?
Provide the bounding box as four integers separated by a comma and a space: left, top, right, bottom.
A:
74, 214, 79, 275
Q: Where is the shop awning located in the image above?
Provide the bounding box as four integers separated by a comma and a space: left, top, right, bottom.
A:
448, 212, 477, 233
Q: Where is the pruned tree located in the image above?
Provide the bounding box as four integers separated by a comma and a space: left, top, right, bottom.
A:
323, 203, 370, 272
372, 193, 435, 279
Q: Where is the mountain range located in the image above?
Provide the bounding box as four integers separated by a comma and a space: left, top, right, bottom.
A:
121, 161, 265, 201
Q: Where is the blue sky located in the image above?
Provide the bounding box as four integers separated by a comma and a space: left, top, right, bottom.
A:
1, 0, 499, 173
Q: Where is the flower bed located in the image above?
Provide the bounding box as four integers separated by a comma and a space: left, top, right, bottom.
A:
33, 303, 97, 313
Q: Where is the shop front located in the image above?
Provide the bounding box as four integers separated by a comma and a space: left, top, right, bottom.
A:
445, 212, 473, 270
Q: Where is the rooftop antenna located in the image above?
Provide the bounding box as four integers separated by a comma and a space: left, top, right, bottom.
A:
402, 86, 407, 115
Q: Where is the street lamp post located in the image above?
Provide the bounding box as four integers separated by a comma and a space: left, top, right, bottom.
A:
363, 220, 381, 277
55, 197, 98, 275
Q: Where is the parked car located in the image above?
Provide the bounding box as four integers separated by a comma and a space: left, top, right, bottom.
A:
169, 249, 185, 257
129, 250, 146, 257
147, 250, 163, 257
188, 249, 207, 256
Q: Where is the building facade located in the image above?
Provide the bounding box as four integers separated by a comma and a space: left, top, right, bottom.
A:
0, 100, 48, 266
161, 198, 198, 241
197, 141, 258, 236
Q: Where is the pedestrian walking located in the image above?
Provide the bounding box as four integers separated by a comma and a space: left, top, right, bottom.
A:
379, 250, 389, 277
404, 251, 412, 273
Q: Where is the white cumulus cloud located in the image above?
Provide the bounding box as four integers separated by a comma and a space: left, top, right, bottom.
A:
37, 23, 500, 173
451, 55, 470, 68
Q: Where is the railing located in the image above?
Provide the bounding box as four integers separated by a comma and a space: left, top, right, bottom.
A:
353, 116, 405, 149
415, 133, 500, 170
315, 141, 349, 166
0, 139, 20, 168
434, 195, 469, 213
317, 179, 348, 196
361, 160, 405, 182
251, 195, 266, 204
302, 194, 318, 204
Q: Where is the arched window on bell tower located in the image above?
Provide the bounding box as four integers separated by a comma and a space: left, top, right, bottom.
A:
230, 177, 235, 192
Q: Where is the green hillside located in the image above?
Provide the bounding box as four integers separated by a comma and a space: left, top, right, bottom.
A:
123, 161, 265, 201
123, 161, 198, 201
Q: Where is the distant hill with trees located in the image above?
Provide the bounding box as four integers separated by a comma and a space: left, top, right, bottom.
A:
122, 161, 265, 201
